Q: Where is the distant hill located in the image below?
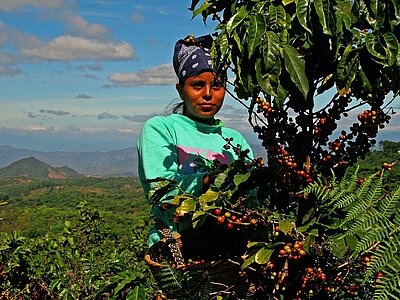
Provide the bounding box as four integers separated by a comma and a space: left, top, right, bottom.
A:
0, 144, 266, 177
0, 157, 82, 179
0, 145, 137, 177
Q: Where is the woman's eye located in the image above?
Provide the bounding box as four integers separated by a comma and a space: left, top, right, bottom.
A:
192, 82, 205, 89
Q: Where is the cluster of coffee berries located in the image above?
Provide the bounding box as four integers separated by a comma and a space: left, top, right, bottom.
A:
256, 97, 275, 118
382, 162, 396, 171
213, 208, 257, 229
295, 267, 331, 299
184, 34, 195, 44
276, 145, 298, 169
313, 113, 337, 145
254, 125, 278, 151
295, 170, 312, 182
278, 241, 307, 260
252, 157, 265, 168
357, 109, 387, 125
355, 177, 367, 184
154, 290, 167, 300
375, 271, 384, 284
328, 134, 346, 155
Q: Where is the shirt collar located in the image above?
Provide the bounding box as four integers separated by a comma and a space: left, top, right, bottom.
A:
171, 114, 224, 133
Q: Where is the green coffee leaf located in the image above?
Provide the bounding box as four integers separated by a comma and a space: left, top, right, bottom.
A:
199, 189, 219, 205
383, 32, 399, 66
126, 286, 146, 300
296, 0, 312, 34
233, 172, 250, 186
176, 198, 197, 215
365, 33, 387, 60
314, 0, 332, 35
247, 14, 266, 59
255, 247, 273, 264
282, 44, 309, 98
279, 218, 294, 233
192, 1, 212, 18
262, 31, 280, 71
227, 7, 248, 35
242, 253, 256, 269
256, 58, 279, 96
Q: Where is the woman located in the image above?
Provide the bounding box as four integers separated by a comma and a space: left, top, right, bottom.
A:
137, 35, 253, 253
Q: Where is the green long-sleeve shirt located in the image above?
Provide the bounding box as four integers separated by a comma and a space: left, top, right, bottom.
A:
137, 114, 253, 247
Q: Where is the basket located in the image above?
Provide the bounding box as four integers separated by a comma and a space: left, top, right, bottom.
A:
145, 254, 250, 298
145, 221, 251, 299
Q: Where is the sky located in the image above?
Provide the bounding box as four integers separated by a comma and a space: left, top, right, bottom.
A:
0, 0, 398, 152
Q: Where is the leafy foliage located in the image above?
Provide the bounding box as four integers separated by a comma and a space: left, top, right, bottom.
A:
183, 1, 400, 298
303, 168, 400, 299
0, 176, 148, 237
191, 0, 399, 204
0, 201, 155, 299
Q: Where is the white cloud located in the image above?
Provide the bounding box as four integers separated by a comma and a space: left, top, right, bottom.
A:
97, 112, 118, 120
25, 125, 47, 131
21, 35, 135, 61
0, 6, 134, 65
39, 109, 70, 116
108, 64, 175, 87
76, 93, 93, 99
121, 114, 155, 122
76, 63, 102, 71
0, 66, 23, 77
0, 0, 68, 12
130, 12, 144, 23
64, 14, 109, 38
117, 128, 135, 133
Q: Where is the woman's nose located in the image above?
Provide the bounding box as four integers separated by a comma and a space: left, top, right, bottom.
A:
203, 85, 212, 100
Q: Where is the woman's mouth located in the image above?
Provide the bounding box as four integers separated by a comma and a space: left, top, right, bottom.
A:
199, 103, 215, 109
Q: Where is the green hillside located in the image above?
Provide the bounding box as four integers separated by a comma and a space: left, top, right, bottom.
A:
0, 156, 82, 179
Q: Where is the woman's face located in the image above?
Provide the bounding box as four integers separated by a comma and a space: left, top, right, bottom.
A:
177, 71, 225, 124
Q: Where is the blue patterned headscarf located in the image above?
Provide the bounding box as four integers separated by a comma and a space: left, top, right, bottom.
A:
173, 34, 215, 83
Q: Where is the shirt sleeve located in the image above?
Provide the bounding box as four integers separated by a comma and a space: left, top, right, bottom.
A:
137, 117, 205, 205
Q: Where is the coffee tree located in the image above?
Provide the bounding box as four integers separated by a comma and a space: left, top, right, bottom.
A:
158, 0, 400, 299
192, 0, 399, 203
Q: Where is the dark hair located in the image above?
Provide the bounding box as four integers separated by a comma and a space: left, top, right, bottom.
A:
172, 102, 185, 114
164, 97, 185, 115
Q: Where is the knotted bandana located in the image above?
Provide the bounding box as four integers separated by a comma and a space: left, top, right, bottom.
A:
173, 34, 214, 83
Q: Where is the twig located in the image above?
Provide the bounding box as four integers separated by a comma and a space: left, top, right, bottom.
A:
225, 81, 269, 128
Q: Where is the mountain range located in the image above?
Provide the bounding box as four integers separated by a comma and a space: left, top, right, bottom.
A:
0, 144, 266, 177
0, 156, 82, 179
0, 145, 137, 177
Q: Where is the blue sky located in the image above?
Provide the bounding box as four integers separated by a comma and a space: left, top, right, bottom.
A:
0, 0, 398, 152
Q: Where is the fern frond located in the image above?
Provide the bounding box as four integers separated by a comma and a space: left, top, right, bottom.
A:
302, 176, 330, 201
306, 166, 400, 299
342, 175, 383, 223
377, 186, 400, 218
346, 186, 400, 257
157, 265, 212, 300
330, 168, 359, 207
338, 167, 358, 192
324, 168, 360, 209
353, 229, 383, 255
366, 236, 400, 277
374, 271, 400, 300
343, 210, 383, 238
158, 265, 186, 296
